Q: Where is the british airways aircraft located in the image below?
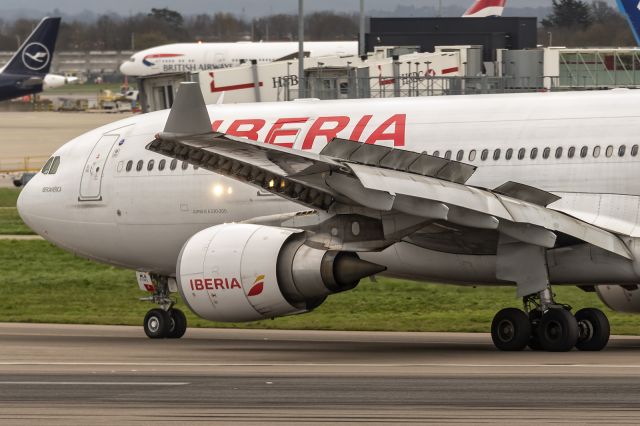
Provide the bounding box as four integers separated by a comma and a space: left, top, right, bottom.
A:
120, 0, 508, 77
119, 41, 359, 77
0, 17, 76, 102
16, 82, 640, 353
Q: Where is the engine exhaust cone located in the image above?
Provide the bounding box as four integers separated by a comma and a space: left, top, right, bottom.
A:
332, 252, 387, 288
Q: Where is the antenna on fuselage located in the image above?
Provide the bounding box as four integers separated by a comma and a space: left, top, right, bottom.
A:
162, 82, 211, 136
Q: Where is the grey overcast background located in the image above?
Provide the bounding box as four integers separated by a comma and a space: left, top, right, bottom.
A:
0, 0, 621, 21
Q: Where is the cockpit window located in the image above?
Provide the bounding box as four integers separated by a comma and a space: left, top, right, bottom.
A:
41, 156, 60, 174
41, 157, 54, 174
48, 157, 61, 174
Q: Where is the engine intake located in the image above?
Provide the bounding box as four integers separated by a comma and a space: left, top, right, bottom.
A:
177, 223, 385, 322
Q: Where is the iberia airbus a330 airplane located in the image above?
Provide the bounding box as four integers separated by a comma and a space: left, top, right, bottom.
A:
120, 0, 507, 77
17, 82, 640, 353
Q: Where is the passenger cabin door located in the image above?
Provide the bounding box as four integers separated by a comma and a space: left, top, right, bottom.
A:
78, 133, 120, 201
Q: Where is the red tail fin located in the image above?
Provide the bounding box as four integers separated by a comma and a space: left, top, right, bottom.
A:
463, 0, 506, 18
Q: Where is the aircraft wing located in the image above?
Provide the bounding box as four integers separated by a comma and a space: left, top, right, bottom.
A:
147, 82, 631, 261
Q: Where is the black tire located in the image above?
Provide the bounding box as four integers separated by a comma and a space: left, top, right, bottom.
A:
491, 308, 531, 351
575, 308, 610, 351
143, 308, 170, 339
538, 308, 578, 352
528, 310, 544, 351
167, 308, 187, 339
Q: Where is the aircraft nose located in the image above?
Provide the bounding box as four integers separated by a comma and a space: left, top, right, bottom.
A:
16, 180, 35, 231
119, 61, 131, 75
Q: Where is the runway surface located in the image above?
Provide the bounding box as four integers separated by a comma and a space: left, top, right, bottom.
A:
0, 323, 640, 425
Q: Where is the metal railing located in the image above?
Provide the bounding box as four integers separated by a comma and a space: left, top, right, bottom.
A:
284, 75, 554, 101
282, 74, 640, 101
559, 51, 640, 87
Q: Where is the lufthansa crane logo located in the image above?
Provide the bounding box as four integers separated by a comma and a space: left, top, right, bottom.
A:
22, 42, 50, 71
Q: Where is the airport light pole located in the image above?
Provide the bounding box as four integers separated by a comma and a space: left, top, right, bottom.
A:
298, 0, 305, 98
359, 0, 365, 57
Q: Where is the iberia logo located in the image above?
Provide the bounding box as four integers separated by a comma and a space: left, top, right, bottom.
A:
142, 53, 184, 67
247, 274, 265, 296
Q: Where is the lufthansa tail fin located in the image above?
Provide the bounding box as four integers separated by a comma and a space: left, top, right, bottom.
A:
463, 0, 507, 18
2, 17, 61, 76
617, 0, 640, 45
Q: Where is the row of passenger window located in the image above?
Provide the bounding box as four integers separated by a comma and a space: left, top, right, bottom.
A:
120, 159, 198, 173
432, 144, 640, 162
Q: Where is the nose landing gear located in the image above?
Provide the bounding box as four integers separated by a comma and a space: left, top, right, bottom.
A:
139, 273, 188, 339
491, 287, 610, 352
143, 307, 187, 339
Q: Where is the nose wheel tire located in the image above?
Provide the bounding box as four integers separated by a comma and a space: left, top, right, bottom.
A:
575, 308, 610, 351
167, 308, 187, 339
491, 308, 531, 351
538, 308, 578, 352
144, 308, 171, 339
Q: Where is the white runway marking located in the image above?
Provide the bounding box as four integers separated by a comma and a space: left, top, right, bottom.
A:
0, 381, 189, 386
0, 361, 639, 368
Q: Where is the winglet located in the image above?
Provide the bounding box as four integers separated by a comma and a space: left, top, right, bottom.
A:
162, 82, 211, 135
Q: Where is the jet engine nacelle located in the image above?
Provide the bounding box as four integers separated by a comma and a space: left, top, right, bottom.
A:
177, 223, 385, 322
43, 74, 67, 89
595, 285, 640, 313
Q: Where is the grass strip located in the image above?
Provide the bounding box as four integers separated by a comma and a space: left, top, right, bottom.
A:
1, 240, 639, 334
0, 188, 20, 208
0, 208, 33, 235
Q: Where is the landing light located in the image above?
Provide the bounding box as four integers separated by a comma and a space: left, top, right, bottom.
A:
213, 185, 224, 196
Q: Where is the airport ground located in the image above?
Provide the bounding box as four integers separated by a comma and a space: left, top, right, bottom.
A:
1, 111, 640, 423
0, 111, 133, 188
0, 111, 133, 159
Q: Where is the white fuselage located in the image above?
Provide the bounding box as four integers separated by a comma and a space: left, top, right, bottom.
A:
17, 90, 640, 286
120, 41, 358, 77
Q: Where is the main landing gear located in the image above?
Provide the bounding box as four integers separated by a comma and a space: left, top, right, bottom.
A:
491, 288, 610, 352
140, 275, 187, 339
